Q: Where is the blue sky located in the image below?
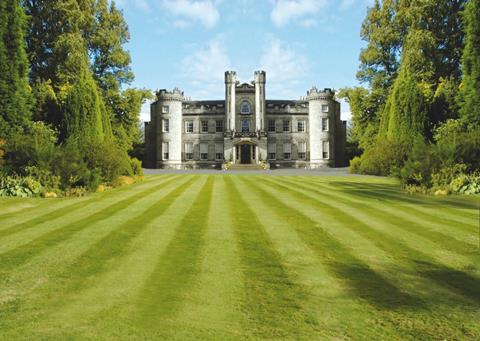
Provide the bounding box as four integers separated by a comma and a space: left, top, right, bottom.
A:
115, 0, 374, 121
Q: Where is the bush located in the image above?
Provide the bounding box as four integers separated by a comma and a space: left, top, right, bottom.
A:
349, 156, 362, 173
356, 139, 408, 176
400, 138, 438, 187
0, 176, 42, 197
431, 163, 468, 189
450, 172, 480, 195
83, 139, 133, 183
130, 157, 143, 177
25, 166, 61, 193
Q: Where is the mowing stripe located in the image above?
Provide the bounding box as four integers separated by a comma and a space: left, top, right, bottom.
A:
137, 176, 214, 328
274, 176, 478, 253
61, 175, 199, 292
0, 175, 182, 273
0, 176, 178, 240
256, 177, 480, 304
0, 175, 163, 224
238, 176, 420, 310
225, 176, 319, 339
311, 178, 478, 226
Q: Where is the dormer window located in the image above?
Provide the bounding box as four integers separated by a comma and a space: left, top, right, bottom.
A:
241, 101, 251, 114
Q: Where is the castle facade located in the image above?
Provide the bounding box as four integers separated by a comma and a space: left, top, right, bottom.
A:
144, 71, 347, 169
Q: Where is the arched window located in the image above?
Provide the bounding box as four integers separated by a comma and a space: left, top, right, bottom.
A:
241, 101, 251, 114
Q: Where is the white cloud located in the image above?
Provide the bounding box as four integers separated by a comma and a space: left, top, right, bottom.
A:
270, 0, 327, 27
259, 37, 309, 98
181, 37, 231, 98
162, 0, 220, 29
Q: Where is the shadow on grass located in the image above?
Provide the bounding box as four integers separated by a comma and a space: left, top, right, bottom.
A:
331, 181, 480, 211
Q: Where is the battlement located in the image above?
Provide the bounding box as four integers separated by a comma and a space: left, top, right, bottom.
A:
254, 70, 266, 83
156, 88, 184, 101
225, 71, 237, 83
307, 87, 335, 101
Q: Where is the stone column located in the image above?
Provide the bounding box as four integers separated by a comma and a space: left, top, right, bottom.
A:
225, 71, 237, 131
254, 71, 266, 131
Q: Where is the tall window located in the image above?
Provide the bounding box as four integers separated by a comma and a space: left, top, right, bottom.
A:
216, 120, 224, 133
268, 143, 276, 160
298, 142, 306, 159
200, 143, 208, 160
297, 120, 305, 132
215, 143, 223, 160
283, 143, 291, 160
162, 106, 169, 113
268, 119, 276, 132
185, 143, 193, 160
323, 141, 329, 159
185, 120, 194, 133
322, 104, 329, 113
201, 120, 209, 133
163, 119, 169, 132
322, 118, 329, 132
283, 120, 290, 132
241, 118, 249, 133
162, 142, 169, 160
241, 101, 251, 114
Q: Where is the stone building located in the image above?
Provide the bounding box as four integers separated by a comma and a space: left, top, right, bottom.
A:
144, 71, 347, 169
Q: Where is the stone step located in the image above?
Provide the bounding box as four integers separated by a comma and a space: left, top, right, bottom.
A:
226, 164, 265, 171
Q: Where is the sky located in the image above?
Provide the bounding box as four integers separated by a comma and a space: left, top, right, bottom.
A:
114, 0, 375, 121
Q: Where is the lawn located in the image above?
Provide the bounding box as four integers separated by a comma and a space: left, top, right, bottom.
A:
0, 174, 479, 340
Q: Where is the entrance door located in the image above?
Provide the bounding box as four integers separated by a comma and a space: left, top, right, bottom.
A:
240, 145, 251, 164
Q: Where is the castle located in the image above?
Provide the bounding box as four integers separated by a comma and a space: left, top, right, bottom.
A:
144, 71, 347, 169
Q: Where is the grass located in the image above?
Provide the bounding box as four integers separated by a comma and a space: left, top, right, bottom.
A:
0, 174, 479, 340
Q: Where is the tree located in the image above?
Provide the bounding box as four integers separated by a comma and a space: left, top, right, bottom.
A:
0, 0, 31, 139
458, 0, 480, 126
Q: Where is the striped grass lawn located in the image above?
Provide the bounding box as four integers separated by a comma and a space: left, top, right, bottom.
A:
0, 174, 479, 340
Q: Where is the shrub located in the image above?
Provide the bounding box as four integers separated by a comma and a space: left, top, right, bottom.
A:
130, 157, 144, 177
431, 164, 468, 189
113, 175, 135, 187
400, 138, 438, 187
349, 156, 362, 174
357, 139, 408, 176
0, 176, 42, 197
25, 166, 61, 193
450, 172, 480, 195
64, 186, 89, 197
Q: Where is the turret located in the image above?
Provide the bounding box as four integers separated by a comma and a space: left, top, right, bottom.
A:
225, 71, 237, 131
254, 71, 266, 131
307, 87, 335, 168
155, 88, 184, 168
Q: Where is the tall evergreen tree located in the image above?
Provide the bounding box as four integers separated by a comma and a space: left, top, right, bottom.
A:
458, 0, 480, 125
0, 0, 31, 139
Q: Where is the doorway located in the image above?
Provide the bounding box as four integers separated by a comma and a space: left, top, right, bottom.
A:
240, 145, 251, 164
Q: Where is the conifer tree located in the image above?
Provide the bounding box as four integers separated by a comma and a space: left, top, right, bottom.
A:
458, 0, 480, 126
0, 0, 31, 139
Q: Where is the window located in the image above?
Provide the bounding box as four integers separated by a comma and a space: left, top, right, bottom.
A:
162, 142, 169, 160
200, 143, 208, 160
201, 120, 209, 133
215, 143, 223, 160
216, 120, 224, 133
185, 143, 193, 160
268, 143, 276, 160
283, 143, 291, 160
298, 142, 306, 159
241, 101, 251, 114
323, 141, 329, 159
283, 120, 290, 132
185, 120, 194, 133
322, 104, 329, 113
162, 105, 169, 114
241, 118, 249, 133
297, 120, 305, 132
322, 118, 329, 132
163, 119, 169, 133
268, 119, 276, 132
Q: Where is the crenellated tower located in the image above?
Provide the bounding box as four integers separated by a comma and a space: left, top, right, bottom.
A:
225, 71, 237, 131
307, 87, 335, 168
155, 88, 184, 168
254, 70, 266, 131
